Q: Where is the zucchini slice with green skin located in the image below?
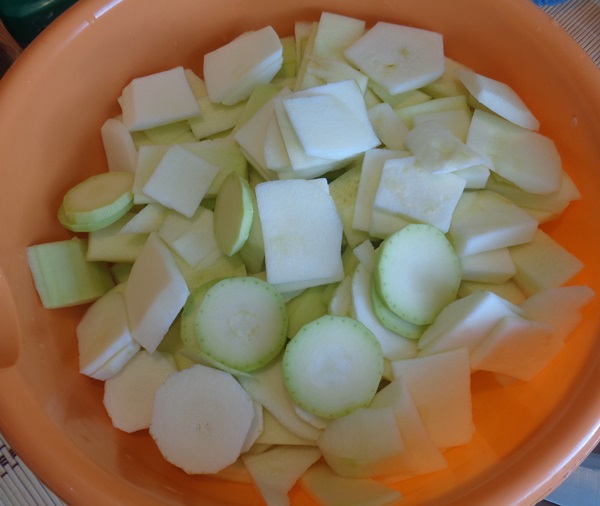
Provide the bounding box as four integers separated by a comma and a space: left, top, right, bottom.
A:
374, 224, 461, 325
282, 315, 383, 420
61, 171, 134, 226
370, 282, 426, 340
195, 276, 288, 372
213, 172, 254, 256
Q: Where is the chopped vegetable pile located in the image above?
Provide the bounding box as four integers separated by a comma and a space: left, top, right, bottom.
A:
26, 11, 594, 506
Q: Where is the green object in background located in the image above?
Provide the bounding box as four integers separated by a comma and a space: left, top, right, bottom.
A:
0, 0, 79, 46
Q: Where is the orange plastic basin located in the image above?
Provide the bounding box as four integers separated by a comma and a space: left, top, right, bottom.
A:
0, 0, 600, 504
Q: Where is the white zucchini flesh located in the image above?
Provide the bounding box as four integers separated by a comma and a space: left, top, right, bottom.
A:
311, 12, 365, 60
344, 22, 444, 95
457, 69, 540, 131
466, 109, 562, 194
300, 461, 402, 506
241, 445, 322, 506
204, 26, 283, 105
403, 121, 490, 174
367, 102, 409, 150
124, 233, 190, 354
317, 406, 411, 479
372, 156, 466, 233
131, 145, 169, 204
86, 213, 148, 264
282, 315, 383, 419
255, 409, 317, 447
255, 178, 344, 293
352, 149, 410, 233
121, 66, 201, 131
396, 95, 469, 130
281, 80, 380, 161
149, 364, 255, 474
195, 277, 288, 372
238, 358, 322, 442
448, 190, 538, 257
391, 347, 474, 449
120, 203, 170, 234
103, 350, 177, 433
417, 290, 523, 358
519, 285, 595, 341
374, 224, 461, 325
142, 145, 220, 219
90, 340, 142, 381
412, 108, 472, 143
158, 206, 219, 268
100, 117, 138, 174
76, 286, 138, 379
180, 137, 249, 198
371, 378, 448, 478
510, 229, 584, 296
470, 314, 561, 381
459, 247, 516, 284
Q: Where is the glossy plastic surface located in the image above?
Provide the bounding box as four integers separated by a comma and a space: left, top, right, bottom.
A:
0, 0, 599, 504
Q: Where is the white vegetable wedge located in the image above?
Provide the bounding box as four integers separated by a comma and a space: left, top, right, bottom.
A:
255, 179, 344, 293
404, 121, 489, 174
158, 207, 219, 268
373, 156, 466, 233
281, 80, 380, 160
255, 410, 317, 447
367, 102, 409, 150
121, 66, 201, 131
149, 364, 255, 474
371, 378, 447, 478
448, 190, 538, 256
510, 229, 584, 295
520, 285, 595, 341
457, 69, 540, 130
204, 26, 283, 105
242, 445, 321, 506
101, 117, 138, 173
391, 347, 473, 449
124, 233, 190, 354
77, 286, 139, 379
344, 22, 444, 95
120, 203, 170, 234
317, 407, 412, 479
353, 149, 410, 233
300, 461, 402, 506
86, 213, 147, 264
470, 314, 561, 381
466, 110, 562, 194
103, 350, 177, 433
417, 290, 523, 356
459, 247, 516, 284
142, 145, 219, 219
283, 315, 383, 419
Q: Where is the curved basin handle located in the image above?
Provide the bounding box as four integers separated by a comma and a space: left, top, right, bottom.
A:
0, 268, 20, 368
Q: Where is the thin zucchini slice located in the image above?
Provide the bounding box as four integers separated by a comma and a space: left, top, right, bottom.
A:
282, 315, 383, 419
